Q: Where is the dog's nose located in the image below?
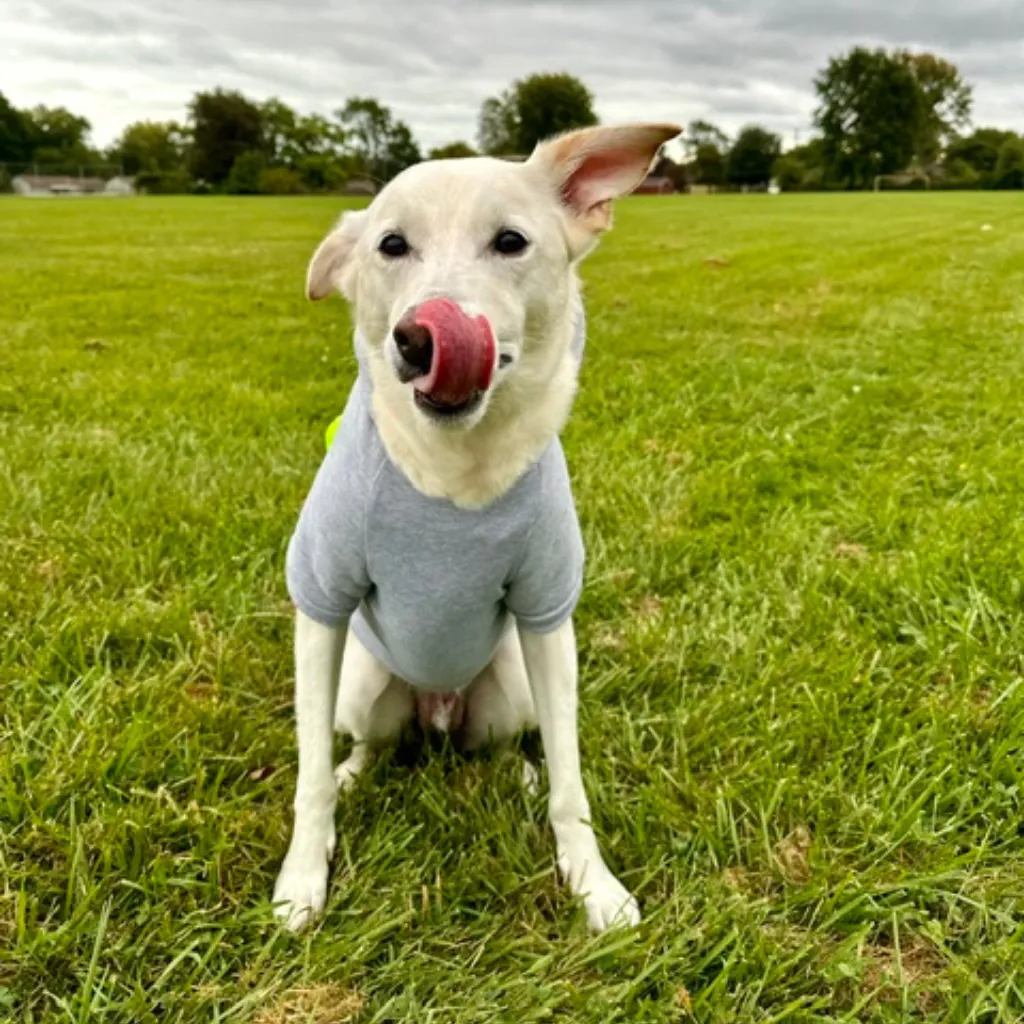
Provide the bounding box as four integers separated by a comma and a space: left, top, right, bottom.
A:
393, 312, 433, 378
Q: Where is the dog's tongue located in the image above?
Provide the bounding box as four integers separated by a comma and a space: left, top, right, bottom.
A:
413, 298, 495, 404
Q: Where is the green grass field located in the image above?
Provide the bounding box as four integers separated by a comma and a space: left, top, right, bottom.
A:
2, 192, 1024, 1023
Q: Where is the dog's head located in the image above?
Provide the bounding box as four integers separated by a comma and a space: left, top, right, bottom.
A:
307, 123, 680, 429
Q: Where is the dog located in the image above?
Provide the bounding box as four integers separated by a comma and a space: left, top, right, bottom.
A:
273, 122, 681, 934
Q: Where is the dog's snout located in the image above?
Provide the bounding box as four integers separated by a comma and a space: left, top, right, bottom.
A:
391, 298, 495, 410
393, 313, 433, 380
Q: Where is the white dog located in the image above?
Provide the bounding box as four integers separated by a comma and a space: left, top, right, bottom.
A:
273, 122, 681, 934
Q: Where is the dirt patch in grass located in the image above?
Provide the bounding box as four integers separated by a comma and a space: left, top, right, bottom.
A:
833, 542, 868, 560
862, 938, 947, 1014
254, 985, 365, 1024
773, 826, 813, 883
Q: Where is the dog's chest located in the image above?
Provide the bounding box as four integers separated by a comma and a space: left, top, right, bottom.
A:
348, 456, 546, 690
366, 459, 534, 611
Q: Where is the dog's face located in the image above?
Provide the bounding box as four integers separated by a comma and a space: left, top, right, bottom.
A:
307, 123, 680, 430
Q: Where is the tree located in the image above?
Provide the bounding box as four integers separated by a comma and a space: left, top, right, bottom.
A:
943, 158, 981, 190
23, 105, 97, 172
293, 152, 351, 191
945, 127, 1017, 186
108, 120, 188, 175
260, 108, 352, 190
685, 119, 729, 155
652, 152, 689, 192
993, 136, 1024, 190
726, 126, 782, 187
772, 138, 826, 191
188, 89, 266, 185
258, 167, 305, 194
25, 105, 91, 152
689, 143, 727, 186
0, 91, 33, 164
815, 47, 923, 188
898, 51, 972, 163
429, 141, 477, 160
514, 73, 598, 153
135, 169, 194, 194
336, 97, 421, 183
478, 89, 520, 156
290, 113, 347, 159
224, 150, 268, 194
478, 73, 598, 155
684, 120, 729, 186
260, 97, 300, 166
816, 48, 973, 184
773, 152, 806, 192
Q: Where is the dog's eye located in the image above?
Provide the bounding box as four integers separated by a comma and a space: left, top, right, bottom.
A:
493, 230, 529, 256
379, 233, 410, 258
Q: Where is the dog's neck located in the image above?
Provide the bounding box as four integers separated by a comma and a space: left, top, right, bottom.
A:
363, 305, 583, 510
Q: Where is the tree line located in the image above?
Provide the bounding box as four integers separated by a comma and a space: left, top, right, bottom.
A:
1, 50, 1021, 194
674, 49, 1021, 192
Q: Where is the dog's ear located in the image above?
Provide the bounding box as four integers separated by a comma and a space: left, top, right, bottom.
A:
306, 209, 368, 301
528, 123, 682, 234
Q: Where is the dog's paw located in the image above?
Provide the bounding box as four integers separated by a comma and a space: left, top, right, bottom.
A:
273, 854, 329, 933
580, 869, 641, 933
557, 842, 641, 933
334, 761, 360, 792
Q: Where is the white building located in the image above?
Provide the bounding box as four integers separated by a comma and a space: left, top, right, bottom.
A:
12, 174, 135, 197
104, 176, 136, 196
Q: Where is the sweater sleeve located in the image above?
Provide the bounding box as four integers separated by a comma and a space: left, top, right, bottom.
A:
286, 400, 373, 627
505, 445, 585, 634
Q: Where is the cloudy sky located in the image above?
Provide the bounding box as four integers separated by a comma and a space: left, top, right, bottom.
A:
2, 0, 1021, 153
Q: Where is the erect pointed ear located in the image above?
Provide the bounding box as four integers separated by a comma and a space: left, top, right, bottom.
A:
306, 209, 369, 301
528, 123, 682, 234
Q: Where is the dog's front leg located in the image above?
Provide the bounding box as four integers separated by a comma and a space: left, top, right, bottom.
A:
273, 609, 345, 932
518, 619, 640, 932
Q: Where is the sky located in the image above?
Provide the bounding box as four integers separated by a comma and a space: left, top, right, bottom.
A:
2, 0, 1021, 154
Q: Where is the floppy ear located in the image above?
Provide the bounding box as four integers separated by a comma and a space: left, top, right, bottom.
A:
528, 123, 682, 234
306, 209, 368, 301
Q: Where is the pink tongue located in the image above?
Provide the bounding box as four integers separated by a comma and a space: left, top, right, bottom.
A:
413, 298, 495, 404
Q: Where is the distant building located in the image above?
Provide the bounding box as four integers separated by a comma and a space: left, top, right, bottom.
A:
104, 176, 136, 196
339, 178, 378, 196
634, 174, 675, 195
12, 174, 135, 197
14, 175, 105, 196
874, 166, 932, 191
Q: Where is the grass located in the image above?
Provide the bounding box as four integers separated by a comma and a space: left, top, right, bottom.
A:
2, 190, 1024, 1022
